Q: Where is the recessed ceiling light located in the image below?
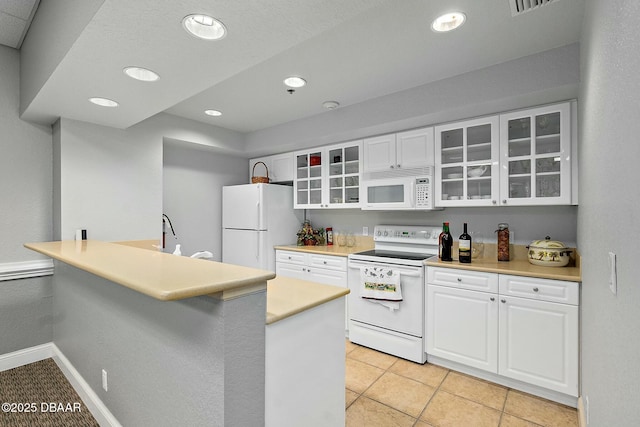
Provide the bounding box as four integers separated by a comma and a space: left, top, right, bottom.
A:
205, 109, 222, 117
182, 14, 227, 40
322, 101, 340, 110
89, 97, 119, 107
431, 12, 466, 32
123, 66, 160, 82
283, 76, 307, 88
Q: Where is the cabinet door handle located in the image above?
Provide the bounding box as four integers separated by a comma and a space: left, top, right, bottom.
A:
302, 268, 306, 272
457, 278, 462, 282
397, 164, 401, 168
502, 200, 507, 204
390, 165, 395, 169
501, 299, 506, 303
533, 287, 539, 292
490, 297, 495, 302
492, 200, 497, 205
323, 261, 327, 264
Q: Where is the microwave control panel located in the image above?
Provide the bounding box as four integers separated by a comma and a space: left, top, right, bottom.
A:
415, 177, 432, 208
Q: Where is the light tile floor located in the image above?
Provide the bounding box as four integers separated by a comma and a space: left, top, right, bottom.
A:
345, 341, 578, 427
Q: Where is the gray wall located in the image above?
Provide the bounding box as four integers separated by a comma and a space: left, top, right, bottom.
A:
245, 43, 580, 157
53, 263, 266, 426
578, 1, 640, 425
0, 45, 53, 354
307, 206, 577, 248
162, 141, 249, 258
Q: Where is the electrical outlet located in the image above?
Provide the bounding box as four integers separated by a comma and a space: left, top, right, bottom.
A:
608, 252, 617, 295
362, 226, 369, 236
102, 369, 108, 392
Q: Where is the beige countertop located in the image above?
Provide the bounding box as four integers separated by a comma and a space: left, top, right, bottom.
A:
266, 276, 349, 325
274, 236, 374, 257
24, 240, 275, 301
426, 243, 581, 282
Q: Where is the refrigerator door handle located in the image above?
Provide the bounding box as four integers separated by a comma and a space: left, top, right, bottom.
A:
256, 237, 260, 261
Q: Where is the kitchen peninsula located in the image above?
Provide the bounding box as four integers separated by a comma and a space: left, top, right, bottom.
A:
24, 240, 349, 427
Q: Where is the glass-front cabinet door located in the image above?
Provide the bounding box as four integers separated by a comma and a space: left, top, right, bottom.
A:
294, 150, 324, 208
499, 102, 572, 205
435, 116, 499, 207
293, 141, 362, 209
327, 142, 361, 207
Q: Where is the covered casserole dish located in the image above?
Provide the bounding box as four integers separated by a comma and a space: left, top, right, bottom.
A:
527, 236, 572, 267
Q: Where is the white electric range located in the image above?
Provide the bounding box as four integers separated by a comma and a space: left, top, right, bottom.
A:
347, 225, 441, 363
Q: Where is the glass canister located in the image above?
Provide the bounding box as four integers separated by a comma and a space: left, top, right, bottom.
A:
496, 223, 510, 261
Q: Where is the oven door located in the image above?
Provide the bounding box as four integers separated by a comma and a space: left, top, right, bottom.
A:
347, 259, 424, 337
361, 177, 414, 210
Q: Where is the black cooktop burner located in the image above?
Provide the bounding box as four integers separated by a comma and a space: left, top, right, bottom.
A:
354, 249, 434, 261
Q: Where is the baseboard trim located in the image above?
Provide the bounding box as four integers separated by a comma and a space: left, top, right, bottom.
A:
0, 343, 121, 427
577, 396, 587, 427
51, 344, 121, 427
0, 343, 53, 371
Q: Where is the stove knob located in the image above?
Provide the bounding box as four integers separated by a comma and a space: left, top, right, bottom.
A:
383, 231, 388, 237
376, 230, 382, 236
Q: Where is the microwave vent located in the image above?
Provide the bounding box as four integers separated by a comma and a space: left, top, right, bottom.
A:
509, 0, 557, 16
363, 166, 433, 181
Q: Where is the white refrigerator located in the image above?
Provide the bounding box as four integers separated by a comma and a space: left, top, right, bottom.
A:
222, 183, 302, 271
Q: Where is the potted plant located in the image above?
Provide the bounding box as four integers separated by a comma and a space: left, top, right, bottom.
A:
296, 221, 325, 246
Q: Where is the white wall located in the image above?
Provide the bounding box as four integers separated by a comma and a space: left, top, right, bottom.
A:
54, 113, 246, 242
55, 118, 162, 241
578, 1, 640, 425
0, 45, 53, 354
162, 141, 249, 259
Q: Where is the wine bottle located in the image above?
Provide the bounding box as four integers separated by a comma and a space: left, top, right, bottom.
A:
440, 222, 453, 262
459, 222, 472, 263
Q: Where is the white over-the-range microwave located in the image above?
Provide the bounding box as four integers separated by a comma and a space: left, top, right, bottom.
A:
361, 167, 435, 210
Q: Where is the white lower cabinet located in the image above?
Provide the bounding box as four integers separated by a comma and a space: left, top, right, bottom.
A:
276, 250, 349, 332
426, 267, 579, 399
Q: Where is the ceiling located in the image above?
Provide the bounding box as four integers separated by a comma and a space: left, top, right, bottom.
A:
0, 0, 38, 49
9, 0, 584, 134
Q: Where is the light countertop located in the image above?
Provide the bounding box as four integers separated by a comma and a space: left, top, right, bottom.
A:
274, 236, 374, 257
24, 240, 275, 301
426, 244, 581, 282
266, 276, 349, 325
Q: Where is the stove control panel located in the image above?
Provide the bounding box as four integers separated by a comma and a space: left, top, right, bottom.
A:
373, 225, 441, 245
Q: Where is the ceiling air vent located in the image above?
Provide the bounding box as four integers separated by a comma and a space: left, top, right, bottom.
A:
509, 0, 557, 16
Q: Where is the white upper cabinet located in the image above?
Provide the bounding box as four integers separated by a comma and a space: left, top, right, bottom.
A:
435, 116, 500, 207
363, 127, 434, 173
435, 101, 576, 207
499, 102, 574, 206
293, 140, 362, 209
249, 152, 294, 183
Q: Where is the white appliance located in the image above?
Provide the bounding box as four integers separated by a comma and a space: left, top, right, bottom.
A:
348, 225, 441, 363
361, 169, 434, 210
222, 183, 302, 271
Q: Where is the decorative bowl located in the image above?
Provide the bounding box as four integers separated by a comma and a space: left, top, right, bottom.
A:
527, 236, 572, 267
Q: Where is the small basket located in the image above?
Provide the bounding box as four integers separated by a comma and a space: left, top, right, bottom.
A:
251, 161, 270, 184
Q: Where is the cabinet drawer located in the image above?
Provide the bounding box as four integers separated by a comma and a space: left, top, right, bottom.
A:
428, 267, 498, 293
309, 254, 347, 271
499, 275, 579, 305
276, 250, 306, 265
